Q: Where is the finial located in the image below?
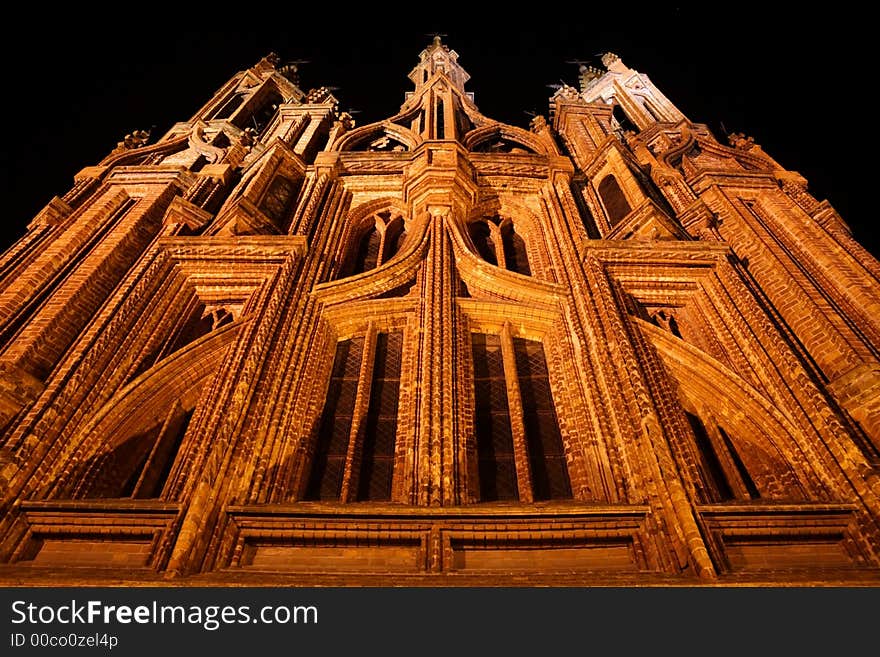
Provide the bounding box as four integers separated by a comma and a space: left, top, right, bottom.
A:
424, 32, 448, 47
278, 59, 308, 85
118, 129, 151, 150
601, 52, 620, 68
529, 114, 549, 133
728, 132, 755, 150
239, 127, 257, 148
578, 64, 605, 92
555, 84, 581, 100
306, 86, 338, 106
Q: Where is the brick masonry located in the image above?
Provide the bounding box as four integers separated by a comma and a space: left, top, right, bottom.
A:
0, 42, 879, 586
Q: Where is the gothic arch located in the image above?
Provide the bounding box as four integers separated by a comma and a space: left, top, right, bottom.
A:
316, 213, 429, 306
464, 197, 549, 279
597, 174, 631, 226
637, 319, 821, 500
335, 199, 412, 280
344, 198, 409, 229
388, 104, 423, 130
47, 321, 244, 497
463, 216, 532, 276
448, 220, 565, 307
333, 121, 422, 152
99, 133, 190, 168
463, 124, 549, 155
466, 197, 545, 243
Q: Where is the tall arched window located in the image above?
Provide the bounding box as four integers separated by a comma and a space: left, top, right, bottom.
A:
611, 104, 638, 135
598, 174, 631, 226
248, 89, 283, 136
472, 334, 518, 501
382, 216, 406, 263
305, 331, 403, 502
356, 332, 403, 501
342, 211, 407, 278
683, 407, 759, 503
213, 93, 245, 120
470, 218, 532, 276
436, 99, 445, 139
514, 338, 571, 500
74, 402, 195, 500
471, 332, 572, 502
501, 223, 531, 276
353, 228, 382, 274
468, 221, 497, 266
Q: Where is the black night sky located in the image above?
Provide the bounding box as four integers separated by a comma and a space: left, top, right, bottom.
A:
2, 6, 875, 257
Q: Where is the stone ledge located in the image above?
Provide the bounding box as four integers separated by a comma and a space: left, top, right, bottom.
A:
225, 501, 650, 519
2, 564, 879, 587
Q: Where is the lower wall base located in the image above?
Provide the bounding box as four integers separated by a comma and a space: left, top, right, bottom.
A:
6, 502, 878, 585
2, 564, 880, 587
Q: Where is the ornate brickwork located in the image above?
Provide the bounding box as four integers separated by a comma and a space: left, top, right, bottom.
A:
1, 40, 879, 585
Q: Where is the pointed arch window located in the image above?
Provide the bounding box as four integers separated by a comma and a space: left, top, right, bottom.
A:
501, 223, 531, 276
75, 402, 195, 500
248, 89, 283, 136
221, 84, 283, 135
683, 407, 759, 503
469, 217, 531, 276
353, 228, 383, 274
597, 174, 631, 226
304, 330, 403, 502
472, 334, 518, 501
436, 98, 445, 139
213, 93, 245, 120
611, 104, 639, 135
468, 221, 498, 266
258, 174, 302, 225
343, 211, 407, 277
471, 331, 572, 502
383, 216, 406, 262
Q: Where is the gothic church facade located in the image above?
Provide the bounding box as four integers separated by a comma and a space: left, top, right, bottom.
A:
1, 39, 879, 584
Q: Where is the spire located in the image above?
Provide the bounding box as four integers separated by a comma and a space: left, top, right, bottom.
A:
400, 36, 478, 142
408, 35, 471, 92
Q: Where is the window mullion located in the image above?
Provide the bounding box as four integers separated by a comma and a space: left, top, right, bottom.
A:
707, 420, 758, 500
693, 402, 753, 500
131, 401, 184, 498
375, 217, 388, 268
489, 222, 507, 270
500, 323, 533, 502
340, 323, 378, 502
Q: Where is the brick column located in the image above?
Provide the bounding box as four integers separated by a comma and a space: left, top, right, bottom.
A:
413, 209, 462, 506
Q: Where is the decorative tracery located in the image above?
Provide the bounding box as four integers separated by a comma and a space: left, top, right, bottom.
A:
340, 209, 408, 278
467, 215, 531, 276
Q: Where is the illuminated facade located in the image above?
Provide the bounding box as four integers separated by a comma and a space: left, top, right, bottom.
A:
1, 40, 879, 584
